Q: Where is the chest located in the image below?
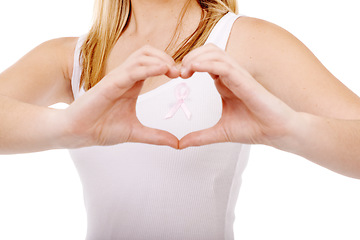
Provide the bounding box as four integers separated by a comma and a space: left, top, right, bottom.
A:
104, 37, 178, 95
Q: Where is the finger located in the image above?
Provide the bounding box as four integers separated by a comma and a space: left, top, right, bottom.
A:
136, 55, 169, 67
191, 60, 265, 107
178, 125, 228, 149
213, 77, 240, 99
181, 44, 225, 76
181, 57, 228, 79
182, 60, 233, 80
182, 49, 227, 69
104, 61, 178, 96
135, 45, 177, 69
193, 60, 289, 119
182, 43, 221, 65
130, 124, 179, 149
184, 51, 228, 66
132, 55, 180, 78
182, 55, 232, 79
125, 63, 170, 84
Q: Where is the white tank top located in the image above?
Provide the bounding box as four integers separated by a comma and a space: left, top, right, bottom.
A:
69, 12, 250, 240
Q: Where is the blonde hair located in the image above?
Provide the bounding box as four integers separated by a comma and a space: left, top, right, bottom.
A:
80, 0, 238, 90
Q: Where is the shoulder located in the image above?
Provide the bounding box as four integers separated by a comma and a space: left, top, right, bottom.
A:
229, 16, 301, 49
35, 37, 80, 80
0, 37, 80, 105
39, 37, 79, 49
226, 16, 309, 76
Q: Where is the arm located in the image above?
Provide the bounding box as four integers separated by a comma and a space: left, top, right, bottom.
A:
179, 23, 360, 178
0, 38, 76, 154
0, 39, 179, 154
0, 95, 69, 154
227, 17, 360, 119
180, 47, 360, 178
284, 113, 360, 179
227, 17, 360, 177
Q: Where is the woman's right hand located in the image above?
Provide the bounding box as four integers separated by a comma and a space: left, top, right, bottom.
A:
63, 45, 180, 149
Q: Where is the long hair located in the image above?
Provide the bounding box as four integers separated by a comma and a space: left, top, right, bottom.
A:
80, 0, 238, 90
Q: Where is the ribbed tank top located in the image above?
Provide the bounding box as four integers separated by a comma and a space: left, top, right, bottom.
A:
69, 12, 250, 240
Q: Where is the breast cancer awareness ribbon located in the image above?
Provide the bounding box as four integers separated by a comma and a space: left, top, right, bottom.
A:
165, 83, 192, 120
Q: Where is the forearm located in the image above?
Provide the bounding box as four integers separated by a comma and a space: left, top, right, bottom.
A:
276, 112, 360, 179
0, 95, 68, 154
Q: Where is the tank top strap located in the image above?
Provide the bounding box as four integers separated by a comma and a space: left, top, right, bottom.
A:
71, 35, 86, 100
71, 13, 243, 99
204, 12, 243, 50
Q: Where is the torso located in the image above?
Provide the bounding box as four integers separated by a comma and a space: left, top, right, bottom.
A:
68, 13, 251, 240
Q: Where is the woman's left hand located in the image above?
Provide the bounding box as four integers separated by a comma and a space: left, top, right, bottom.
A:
179, 44, 298, 149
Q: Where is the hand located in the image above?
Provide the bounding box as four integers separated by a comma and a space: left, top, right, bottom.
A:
179, 44, 298, 149
63, 45, 180, 149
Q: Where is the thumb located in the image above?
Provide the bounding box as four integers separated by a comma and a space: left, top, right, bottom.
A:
130, 124, 179, 149
179, 125, 227, 149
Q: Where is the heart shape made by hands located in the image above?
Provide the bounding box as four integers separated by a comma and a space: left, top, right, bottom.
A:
66, 44, 293, 151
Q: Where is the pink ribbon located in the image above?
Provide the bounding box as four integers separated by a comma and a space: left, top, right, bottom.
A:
165, 83, 192, 120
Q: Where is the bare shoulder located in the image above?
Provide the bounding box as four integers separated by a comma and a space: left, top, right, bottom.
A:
226, 16, 311, 77
0, 37, 80, 106
35, 37, 79, 80
226, 17, 360, 118
7, 37, 80, 82
228, 16, 290, 39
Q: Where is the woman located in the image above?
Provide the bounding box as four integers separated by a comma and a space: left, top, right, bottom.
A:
0, 0, 359, 240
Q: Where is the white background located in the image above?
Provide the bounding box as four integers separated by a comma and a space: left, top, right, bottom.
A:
0, 0, 359, 239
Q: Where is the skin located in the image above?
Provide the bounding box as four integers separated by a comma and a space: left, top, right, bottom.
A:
179, 44, 360, 178
0, 0, 360, 177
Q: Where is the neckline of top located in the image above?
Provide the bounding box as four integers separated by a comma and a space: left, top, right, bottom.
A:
73, 12, 239, 101
136, 12, 238, 102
